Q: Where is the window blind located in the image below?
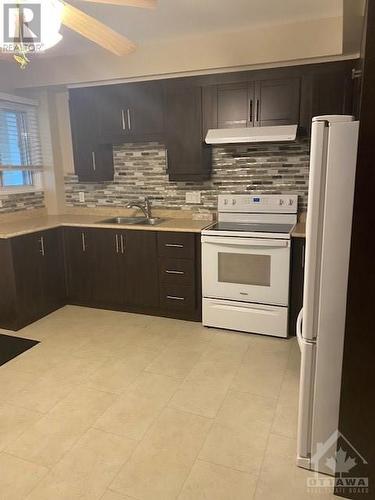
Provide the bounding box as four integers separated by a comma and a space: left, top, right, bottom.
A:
0, 99, 43, 171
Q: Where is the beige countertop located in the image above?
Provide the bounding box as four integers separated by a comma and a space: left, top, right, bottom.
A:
292, 221, 306, 238
0, 214, 213, 239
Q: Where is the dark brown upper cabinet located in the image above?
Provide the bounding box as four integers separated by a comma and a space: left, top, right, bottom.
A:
69, 88, 114, 183
164, 82, 211, 181
96, 81, 164, 143
206, 77, 301, 132
255, 78, 301, 126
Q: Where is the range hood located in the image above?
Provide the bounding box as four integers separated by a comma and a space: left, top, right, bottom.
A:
205, 124, 298, 144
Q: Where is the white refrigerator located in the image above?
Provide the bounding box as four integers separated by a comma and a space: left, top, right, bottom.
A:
296, 115, 359, 474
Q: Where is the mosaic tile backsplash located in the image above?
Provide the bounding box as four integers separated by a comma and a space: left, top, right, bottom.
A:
65, 140, 310, 214
0, 191, 45, 214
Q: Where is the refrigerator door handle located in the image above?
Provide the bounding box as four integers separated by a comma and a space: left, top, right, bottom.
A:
296, 308, 304, 351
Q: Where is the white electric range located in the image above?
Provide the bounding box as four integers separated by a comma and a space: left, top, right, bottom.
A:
201, 194, 298, 338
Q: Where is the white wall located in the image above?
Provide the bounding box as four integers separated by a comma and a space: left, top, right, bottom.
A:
0, 16, 344, 90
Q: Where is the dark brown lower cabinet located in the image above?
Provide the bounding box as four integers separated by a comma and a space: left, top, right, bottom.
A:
288, 236, 305, 336
0, 229, 65, 330
63, 227, 96, 305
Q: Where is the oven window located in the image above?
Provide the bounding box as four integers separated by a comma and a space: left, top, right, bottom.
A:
218, 252, 271, 286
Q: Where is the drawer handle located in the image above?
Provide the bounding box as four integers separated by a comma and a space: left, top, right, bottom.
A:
165, 243, 184, 248
165, 270, 184, 275
166, 295, 185, 301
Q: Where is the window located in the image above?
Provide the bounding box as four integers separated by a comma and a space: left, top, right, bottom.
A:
0, 96, 43, 191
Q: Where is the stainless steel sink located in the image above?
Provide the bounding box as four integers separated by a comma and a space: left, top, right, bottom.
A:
98, 217, 164, 226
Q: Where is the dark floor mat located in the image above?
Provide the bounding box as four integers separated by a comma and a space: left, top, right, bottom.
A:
0, 333, 39, 367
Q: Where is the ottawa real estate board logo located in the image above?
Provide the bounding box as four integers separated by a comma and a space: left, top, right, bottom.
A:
307, 431, 369, 496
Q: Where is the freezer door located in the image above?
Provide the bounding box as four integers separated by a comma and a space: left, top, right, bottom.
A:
296, 309, 316, 469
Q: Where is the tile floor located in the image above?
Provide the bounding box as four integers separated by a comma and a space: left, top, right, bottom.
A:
0, 306, 338, 500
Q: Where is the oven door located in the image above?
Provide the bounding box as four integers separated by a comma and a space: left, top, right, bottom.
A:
202, 235, 291, 306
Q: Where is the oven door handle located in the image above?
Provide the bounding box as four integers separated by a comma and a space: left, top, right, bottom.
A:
201, 236, 290, 248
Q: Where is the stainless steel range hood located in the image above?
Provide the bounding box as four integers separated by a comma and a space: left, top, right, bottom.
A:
205, 124, 298, 144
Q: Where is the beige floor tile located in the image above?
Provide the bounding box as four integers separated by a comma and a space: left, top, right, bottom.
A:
87, 349, 158, 394
111, 444, 194, 500
0, 404, 42, 452
231, 349, 289, 399
94, 373, 180, 440
199, 391, 276, 474
9, 356, 106, 414
27, 428, 136, 500
101, 491, 137, 500
254, 433, 336, 500
0, 452, 48, 500
0, 366, 34, 403
111, 408, 212, 500
169, 376, 230, 418
6, 386, 116, 467
271, 400, 299, 440
178, 459, 257, 500
145, 343, 207, 379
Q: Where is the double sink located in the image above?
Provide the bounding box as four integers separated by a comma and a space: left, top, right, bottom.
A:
99, 217, 165, 226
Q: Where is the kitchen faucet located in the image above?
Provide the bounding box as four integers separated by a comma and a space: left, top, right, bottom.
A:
126, 197, 152, 219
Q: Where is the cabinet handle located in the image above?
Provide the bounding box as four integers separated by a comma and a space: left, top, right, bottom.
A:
120, 234, 125, 254
165, 149, 169, 171
91, 151, 96, 171
39, 236, 45, 256
121, 109, 126, 130
115, 234, 119, 254
249, 99, 253, 124
165, 243, 184, 248
165, 270, 184, 275
166, 295, 185, 301
81, 232, 86, 252
256, 99, 260, 123
127, 109, 131, 130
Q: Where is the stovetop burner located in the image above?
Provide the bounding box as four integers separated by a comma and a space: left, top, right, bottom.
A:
206, 222, 295, 234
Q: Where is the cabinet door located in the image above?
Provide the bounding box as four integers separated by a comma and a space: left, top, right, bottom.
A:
92, 229, 124, 307
40, 229, 66, 314
217, 83, 255, 128
123, 230, 159, 308
165, 84, 211, 181
96, 85, 129, 138
125, 82, 164, 138
64, 227, 95, 305
69, 88, 99, 145
11, 233, 43, 325
73, 142, 114, 183
255, 78, 300, 127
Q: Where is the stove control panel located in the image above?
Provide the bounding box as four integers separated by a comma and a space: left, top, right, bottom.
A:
218, 194, 298, 213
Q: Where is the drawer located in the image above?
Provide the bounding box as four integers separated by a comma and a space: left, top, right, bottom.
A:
159, 258, 195, 286
158, 232, 195, 259
160, 284, 196, 312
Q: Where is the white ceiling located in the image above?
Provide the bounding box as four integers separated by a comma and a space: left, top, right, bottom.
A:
48, 0, 343, 57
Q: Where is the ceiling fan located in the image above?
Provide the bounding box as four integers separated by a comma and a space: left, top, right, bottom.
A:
0, 0, 156, 67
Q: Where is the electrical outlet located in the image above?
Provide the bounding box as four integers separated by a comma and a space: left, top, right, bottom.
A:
79, 192, 85, 203
185, 191, 201, 204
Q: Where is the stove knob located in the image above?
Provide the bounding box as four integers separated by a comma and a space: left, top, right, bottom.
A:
279, 199, 284, 206
289, 199, 294, 206
232, 199, 237, 205
224, 199, 228, 205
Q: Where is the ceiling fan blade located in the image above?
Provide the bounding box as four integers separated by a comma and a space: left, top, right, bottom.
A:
79, 0, 156, 7
62, 3, 136, 56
